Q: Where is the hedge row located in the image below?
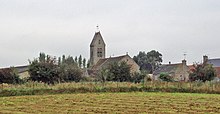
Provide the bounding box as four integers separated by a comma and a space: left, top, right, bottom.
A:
1, 86, 220, 97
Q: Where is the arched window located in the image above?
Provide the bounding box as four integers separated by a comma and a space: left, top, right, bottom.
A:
97, 48, 102, 57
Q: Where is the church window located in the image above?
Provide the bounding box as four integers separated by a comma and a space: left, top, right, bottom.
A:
97, 48, 102, 57
99, 40, 101, 44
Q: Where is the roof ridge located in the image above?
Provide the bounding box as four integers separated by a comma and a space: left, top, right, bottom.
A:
209, 58, 220, 60
105, 55, 128, 59
163, 63, 182, 66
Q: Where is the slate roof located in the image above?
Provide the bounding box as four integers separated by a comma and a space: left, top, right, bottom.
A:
90, 31, 106, 47
207, 58, 220, 67
0, 65, 29, 74
153, 63, 182, 75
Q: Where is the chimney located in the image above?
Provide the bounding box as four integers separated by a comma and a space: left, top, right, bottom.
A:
203, 55, 208, 64
182, 59, 187, 66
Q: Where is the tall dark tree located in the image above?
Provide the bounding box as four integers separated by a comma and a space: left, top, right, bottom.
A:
87, 59, 90, 68
62, 55, 66, 64
58, 57, 61, 66
133, 51, 149, 71
83, 58, 86, 68
146, 50, 163, 71
74, 56, 78, 65
65, 56, 75, 65
78, 55, 82, 68
133, 50, 162, 73
39, 52, 46, 63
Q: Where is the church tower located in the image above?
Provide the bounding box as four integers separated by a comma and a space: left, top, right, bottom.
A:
90, 31, 106, 66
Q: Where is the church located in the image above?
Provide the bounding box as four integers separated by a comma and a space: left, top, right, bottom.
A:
88, 30, 140, 76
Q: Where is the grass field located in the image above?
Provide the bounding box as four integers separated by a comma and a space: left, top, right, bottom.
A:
0, 92, 220, 113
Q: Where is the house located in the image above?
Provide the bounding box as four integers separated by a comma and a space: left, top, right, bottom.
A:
14, 65, 30, 79
0, 65, 29, 80
88, 31, 140, 76
153, 60, 189, 82
203, 55, 220, 78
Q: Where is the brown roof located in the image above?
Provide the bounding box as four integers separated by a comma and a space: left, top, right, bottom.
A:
188, 65, 195, 72
91, 55, 129, 70
0, 68, 13, 77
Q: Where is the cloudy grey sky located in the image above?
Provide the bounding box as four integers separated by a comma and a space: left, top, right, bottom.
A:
0, 0, 220, 68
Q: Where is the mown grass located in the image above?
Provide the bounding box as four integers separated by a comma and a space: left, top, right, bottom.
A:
0, 92, 220, 113
1, 81, 220, 97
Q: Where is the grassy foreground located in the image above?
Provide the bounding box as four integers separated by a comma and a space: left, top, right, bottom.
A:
0, 92, 220, 113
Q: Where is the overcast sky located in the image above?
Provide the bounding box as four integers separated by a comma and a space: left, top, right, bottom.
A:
0, 0, 220, 68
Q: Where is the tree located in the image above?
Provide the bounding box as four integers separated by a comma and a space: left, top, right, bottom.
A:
133, 50, 162, 73
39, 52, 46, 63
59, 64, 82, 82
83, 58, 86, 68
29, 53, 84, 84
62, 55, 66, 64
0, 67, 23, 84
29, 54, 60, 84
106, 61, 131, 82
58, 56, 82, 82
97, 68, 109, 83
87, 59, 90, 68
189, 64, 216, 82
65, 56, 75, 65
146, 50, 162, 71
58, 57, 61, 66
78, 55, 82, 68
74, 56, 78, 65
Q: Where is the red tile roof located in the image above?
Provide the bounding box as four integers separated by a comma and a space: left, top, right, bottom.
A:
214, 67, 220, 77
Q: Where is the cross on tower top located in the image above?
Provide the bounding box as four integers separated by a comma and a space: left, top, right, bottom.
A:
96, 25, 100, 32
183, 52, 187, 60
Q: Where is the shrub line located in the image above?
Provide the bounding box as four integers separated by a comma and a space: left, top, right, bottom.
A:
1, 86, 220, 97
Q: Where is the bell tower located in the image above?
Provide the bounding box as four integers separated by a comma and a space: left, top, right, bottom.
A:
90, 30, 106, 66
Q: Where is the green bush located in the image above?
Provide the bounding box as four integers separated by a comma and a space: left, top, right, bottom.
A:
0, 67, 23, 84
131, 71, 146, 83
159, 73, 173, 82
189, 64, 216, 82
106, 62, 132, 82
29, 53, 83, 84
